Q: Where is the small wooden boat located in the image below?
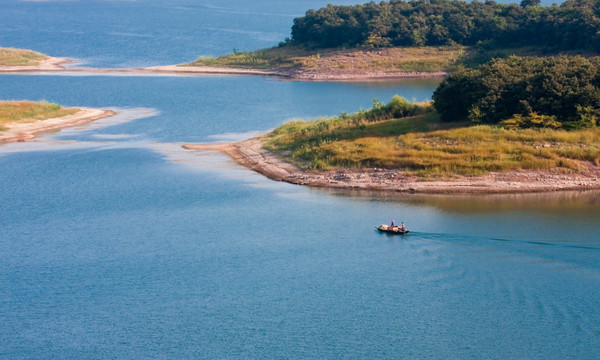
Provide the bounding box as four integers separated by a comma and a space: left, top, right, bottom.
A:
376, 224, 409, 235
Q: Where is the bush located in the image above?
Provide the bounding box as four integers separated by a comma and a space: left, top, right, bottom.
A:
433, 56, 600, 129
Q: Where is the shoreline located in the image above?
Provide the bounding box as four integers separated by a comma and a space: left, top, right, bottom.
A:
0, 57, 448, 81
183, 137, 600, 194
0, 108, 116, 144
148, 65, 448, 80
0, 56, 72, 72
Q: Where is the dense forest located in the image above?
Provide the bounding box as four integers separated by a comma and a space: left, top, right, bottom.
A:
289, 0, 600, 51
432, 56, 600, 128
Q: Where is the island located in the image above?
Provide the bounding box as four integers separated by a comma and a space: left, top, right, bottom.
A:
0, 100, 115, 143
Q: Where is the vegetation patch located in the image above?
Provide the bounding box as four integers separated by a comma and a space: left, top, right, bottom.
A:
0, 101, 79, 126
187, 45, 466, 73
434, 56, 600, 129
266, 96, 600, 177
0, 47, 48, 66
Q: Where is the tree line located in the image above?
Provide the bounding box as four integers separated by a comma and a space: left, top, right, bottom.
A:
289, 0, 600, 51
432, 56, 600, 129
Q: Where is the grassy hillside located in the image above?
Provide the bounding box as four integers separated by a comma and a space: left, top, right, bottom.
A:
0, 47, 48, 66
0, 101, 79, 131
265, 98, 600, 178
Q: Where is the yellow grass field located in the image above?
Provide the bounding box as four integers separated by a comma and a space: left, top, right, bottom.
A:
0, 101, 79, 131
0, 47, 48, 66
266, 109, 600, 177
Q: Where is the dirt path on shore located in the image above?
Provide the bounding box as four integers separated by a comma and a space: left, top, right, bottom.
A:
184, 137, 600, 194
0, 108, 116, 144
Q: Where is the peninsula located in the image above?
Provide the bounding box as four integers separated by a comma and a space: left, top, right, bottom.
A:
0, 46, 452, 80
162, 0, 600, 80
0, 100, 115, 143
0, 47, 70, 72
3, 0, 600, 80
185, 56, 600, 194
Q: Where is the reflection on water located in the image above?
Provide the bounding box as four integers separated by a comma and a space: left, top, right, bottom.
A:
323, 187, 600, 214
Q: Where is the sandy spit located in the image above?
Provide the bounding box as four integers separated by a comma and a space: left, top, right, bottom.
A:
1, 59, 447, 80
183, 137, 600, 194
0, 108, 116, 144
149, 65, 448, 80
146, 65, 284, 77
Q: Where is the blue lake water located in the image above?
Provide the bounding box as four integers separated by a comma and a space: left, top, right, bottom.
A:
1, 0, 599, 359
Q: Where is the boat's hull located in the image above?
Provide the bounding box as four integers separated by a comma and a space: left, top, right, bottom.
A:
376, 225, 409, 235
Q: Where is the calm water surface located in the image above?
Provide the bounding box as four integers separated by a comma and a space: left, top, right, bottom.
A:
1, 0, 599, 359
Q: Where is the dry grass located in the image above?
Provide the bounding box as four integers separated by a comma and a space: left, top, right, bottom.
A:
186, 45, 595, 73
301, 46, 466, 72
187, 45, 467, 73
187, 47, 312, 69
0, 101, 79, 127
266, 109, 600, 177
0, 47, 48, 66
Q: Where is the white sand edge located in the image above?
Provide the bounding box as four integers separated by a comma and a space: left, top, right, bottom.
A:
0, 108, 116, 143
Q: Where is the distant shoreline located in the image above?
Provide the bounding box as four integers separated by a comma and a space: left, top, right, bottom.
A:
148, 65, 448, 81
183, 137, 600, 194
0, 108, 116, 144
0, 56, 448, 81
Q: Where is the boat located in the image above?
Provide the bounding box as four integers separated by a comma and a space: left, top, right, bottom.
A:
376, 224, 409, 235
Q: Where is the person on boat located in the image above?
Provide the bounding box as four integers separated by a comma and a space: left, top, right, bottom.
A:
391, 219, 395, 227
400, 222, 405, 230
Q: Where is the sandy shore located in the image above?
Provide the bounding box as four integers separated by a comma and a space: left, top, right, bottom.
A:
146, 65, 283, 77
184, 137, 600, 194
0, 108, 116, 143
1, 58, 447, 80
149, 65, 448, 80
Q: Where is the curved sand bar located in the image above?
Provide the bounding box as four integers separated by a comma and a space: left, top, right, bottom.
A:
0, 108, 116, 143
184, 137, 600, 194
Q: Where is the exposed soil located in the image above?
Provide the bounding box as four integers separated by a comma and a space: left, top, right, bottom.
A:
183, 137, 600, 194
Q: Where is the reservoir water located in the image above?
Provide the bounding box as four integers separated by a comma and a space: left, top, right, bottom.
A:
1, 0, 599, 359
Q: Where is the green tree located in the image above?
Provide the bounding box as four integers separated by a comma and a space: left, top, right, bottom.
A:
520, 0, 540, 8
